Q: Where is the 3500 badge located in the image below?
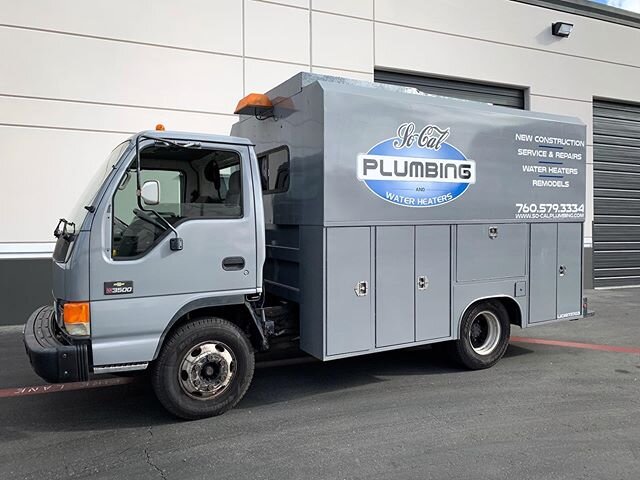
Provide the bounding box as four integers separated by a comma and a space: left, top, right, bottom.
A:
104, 281, 134, 295
357, 122, 475, 207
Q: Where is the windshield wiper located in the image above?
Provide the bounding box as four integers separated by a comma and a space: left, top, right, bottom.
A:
150, 137, 202, 150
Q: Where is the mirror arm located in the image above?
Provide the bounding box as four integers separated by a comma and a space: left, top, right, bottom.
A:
150, 209, 179, 236
135, 135, 144, 211
151, 211, 182, 251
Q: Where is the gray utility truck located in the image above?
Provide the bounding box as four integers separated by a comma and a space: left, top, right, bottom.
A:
24, 73, 587, 419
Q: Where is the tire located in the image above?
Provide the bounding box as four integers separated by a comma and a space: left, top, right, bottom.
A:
448, 301, 510, 370
151, 317, 255, 420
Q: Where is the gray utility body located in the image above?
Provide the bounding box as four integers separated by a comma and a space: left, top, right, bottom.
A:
232, 73, 586, 359
24, 73, 586, 417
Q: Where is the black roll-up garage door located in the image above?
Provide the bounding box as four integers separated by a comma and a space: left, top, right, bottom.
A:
374, 70, 525, 109
593, 100, 640, 288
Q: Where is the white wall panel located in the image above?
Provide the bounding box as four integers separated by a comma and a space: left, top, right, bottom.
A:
0, 27, 243, 114
0, 126, 129, 242
375, 22, 640, 103
311, 66, 373, 82
0, 96, 236, 136
245, 58, 308, 95
0, 0, 243, 55
261, 0, 309, 8
375, 0, 640, 68
245, 0, 310, 65
313, 0, 373, 19
312, 12, 373, 72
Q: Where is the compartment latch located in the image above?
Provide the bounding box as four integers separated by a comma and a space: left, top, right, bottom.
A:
354, 281, 368, 297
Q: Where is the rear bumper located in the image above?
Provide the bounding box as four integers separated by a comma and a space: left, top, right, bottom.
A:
23, 306, 90, 383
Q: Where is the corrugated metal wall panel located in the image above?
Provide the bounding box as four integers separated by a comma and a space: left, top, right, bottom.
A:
374, 70, 525, 109
593, 99, 640, 287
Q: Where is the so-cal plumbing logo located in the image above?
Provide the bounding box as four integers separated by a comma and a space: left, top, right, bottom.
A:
357, 122, 476, 207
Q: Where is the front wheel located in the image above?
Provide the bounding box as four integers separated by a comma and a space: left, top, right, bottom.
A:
151, 317, 255, 420
448, 301, 511, 370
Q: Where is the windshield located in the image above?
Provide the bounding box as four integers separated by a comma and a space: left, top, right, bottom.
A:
66, 141, 130, 229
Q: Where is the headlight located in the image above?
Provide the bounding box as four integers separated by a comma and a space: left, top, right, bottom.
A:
63, 302, 91, 336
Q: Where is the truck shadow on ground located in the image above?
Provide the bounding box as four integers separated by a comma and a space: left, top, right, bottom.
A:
241, 343, 533, 409
0, 344, 534, 435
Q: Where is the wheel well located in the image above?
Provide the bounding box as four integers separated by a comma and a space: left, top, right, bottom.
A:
497, 297, 523, 328
153, 304, 262, 360
463, 296, 523, 329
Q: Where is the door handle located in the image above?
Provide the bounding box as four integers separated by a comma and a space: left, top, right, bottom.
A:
222, 256, 245, 271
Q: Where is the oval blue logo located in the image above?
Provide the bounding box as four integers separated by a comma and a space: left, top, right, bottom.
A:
357, 123, 476, 207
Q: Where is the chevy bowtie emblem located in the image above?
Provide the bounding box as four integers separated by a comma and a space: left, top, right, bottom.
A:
113, 281, 126, 287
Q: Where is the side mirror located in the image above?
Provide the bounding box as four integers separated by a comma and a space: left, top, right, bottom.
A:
140, 180, 160, 206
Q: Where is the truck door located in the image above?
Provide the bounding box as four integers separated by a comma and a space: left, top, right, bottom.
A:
88, 141, 259, 366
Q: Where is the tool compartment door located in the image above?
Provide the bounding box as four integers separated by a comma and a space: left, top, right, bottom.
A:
557, 223, 583, 318
529, 223, 558, 323
375, 226, 414, 347
326, 227, 372, 356
415, 225, 451, 341
456, 224, 527, 281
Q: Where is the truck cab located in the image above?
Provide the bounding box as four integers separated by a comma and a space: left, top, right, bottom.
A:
25, 129, 268, 419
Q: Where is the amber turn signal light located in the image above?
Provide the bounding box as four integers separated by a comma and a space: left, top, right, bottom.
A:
63, 302, 90, 336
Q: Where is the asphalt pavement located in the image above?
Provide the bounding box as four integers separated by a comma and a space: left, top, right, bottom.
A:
0, 289, 638, 479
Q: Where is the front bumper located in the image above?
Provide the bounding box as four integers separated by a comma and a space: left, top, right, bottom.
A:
23, 306, 90, 383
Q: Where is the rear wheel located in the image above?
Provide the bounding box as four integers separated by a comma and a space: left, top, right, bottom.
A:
449, 301, 510, 370
151, 317, 254, 420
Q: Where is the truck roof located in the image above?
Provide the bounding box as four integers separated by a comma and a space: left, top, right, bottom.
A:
265, 72, 585, 126
131, 130, 253, 146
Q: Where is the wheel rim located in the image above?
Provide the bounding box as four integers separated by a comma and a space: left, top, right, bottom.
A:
178, 341, 236, 400
468, 310, 501, 355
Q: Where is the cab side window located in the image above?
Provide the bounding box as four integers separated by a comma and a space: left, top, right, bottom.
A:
112, 147, 242, 259
258, 147, 289, 193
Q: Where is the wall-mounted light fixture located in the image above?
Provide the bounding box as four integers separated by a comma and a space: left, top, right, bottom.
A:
552, 22, 574, 37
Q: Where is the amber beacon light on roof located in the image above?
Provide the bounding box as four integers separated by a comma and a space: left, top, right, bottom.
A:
234, 93, 274, 119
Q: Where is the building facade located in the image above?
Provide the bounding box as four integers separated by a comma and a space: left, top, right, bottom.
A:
1, 0, 639, 324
